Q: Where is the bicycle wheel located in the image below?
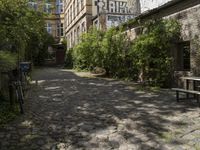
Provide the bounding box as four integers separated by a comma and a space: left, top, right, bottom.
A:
17, 83, 24, 114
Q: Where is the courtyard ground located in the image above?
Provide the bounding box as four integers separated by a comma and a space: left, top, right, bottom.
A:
0, 67, 200, 150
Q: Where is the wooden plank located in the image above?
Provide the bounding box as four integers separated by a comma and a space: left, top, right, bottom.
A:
181, 77, 200, 81
172, 88, 200, 94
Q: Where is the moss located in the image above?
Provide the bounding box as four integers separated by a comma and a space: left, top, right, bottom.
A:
161, 132, 175, 143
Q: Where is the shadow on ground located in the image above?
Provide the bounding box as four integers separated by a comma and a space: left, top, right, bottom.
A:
0, 67, 199, 150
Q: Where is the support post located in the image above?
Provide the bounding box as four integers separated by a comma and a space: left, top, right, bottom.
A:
176, 91, 179, 102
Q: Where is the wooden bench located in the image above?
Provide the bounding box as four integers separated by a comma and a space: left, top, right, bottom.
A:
172, 88, 200, 107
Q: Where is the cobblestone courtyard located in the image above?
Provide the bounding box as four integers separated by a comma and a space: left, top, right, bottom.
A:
0, 67, 200, 150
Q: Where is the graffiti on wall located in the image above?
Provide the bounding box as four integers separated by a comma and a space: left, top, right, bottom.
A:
95, 0, 138, 14
107, 14, 134, 27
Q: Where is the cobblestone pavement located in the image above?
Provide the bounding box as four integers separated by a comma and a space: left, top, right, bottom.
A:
0, 67, 200, 150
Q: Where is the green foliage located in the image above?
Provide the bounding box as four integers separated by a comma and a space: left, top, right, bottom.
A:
73, 28, 105, 70
101, 28, 137, 78
119, 18, 138, 31
0, 102, 19, 127
131, 19, 180, 87
0, 0, 54, 65
0, 51, 17, 72
0, 0, 55, 125
65, 48, 73, 68
70, 19, 180, 87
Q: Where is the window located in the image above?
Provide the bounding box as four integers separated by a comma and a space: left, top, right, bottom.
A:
56, 0, 63, 14
74, 29, 76, 44
77, 0, 79, 13
46, 23, 52, 34
28, 1, 37, 10
44, 1, 52, 14
70, 6, 72, 23
60, 23, 64, 37
71, 32, 73, 47
77, 26, 80, 42
73, 1, 75, 19
81, 22, 85, 32
57, 23, 64, 37
177, 41, 191, 71
80, 0, 84, 9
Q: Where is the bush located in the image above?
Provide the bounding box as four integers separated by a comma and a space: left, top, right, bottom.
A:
0, 51, 17, 72
65, 48, 73, 68
0, 0, 55, 65
131, 19, 180, 87
73, 28, 105, 70
71, 19, 180, 87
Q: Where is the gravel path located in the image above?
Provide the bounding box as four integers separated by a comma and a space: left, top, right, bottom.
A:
0, 67, 199, 150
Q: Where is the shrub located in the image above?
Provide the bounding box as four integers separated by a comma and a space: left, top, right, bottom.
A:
131, 19, 180, 87
71, 19, 180, 87
65, 48, 73, 68
73, 28, 105, 70
0, 51, 17, 72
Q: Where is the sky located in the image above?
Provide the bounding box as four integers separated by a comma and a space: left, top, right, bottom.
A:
140, 0, 172, 12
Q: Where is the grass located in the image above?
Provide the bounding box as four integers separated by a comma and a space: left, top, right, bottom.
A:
160, 130, 183, 144
161, 132, 175, 143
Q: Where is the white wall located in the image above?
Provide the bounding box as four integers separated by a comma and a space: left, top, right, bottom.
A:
140, 0, 172, 12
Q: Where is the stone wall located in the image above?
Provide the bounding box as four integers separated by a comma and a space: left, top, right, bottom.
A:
167, 4, 200, 86
127, 0, 200, 86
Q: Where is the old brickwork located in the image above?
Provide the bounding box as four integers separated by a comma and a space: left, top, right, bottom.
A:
126, 0, 200, 86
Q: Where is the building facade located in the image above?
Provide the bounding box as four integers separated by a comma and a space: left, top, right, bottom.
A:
64, 0, 141, 49
125, 0, 200, 86
64, 0, 93, 49
92, 0, 141, 30
28, 0, 64, 43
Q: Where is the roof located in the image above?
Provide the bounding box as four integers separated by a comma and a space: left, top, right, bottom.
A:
136, 0, 200, 20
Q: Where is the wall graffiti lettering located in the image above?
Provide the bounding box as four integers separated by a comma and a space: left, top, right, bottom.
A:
95, 0, 137, 14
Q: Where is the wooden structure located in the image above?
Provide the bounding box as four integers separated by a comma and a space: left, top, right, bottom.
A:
172, 77, 200, 107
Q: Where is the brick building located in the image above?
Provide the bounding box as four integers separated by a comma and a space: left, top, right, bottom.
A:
28, 0, 64, 42
64, 0, 141, 49
28, 0, 65, 64
125, 0, 200, 85
92, 0, 141, 30
64, 0, 93, 49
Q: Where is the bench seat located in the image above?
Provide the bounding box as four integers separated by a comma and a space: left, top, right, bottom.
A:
172, 88, 200, 94
172, 88, 200, 107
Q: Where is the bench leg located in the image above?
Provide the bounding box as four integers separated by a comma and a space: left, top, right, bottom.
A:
197, 95, 200, 107
176, 91, 179, 102
186, 80, 189, 99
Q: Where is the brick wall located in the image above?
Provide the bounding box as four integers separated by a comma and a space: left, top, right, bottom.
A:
127, 0, 200, 86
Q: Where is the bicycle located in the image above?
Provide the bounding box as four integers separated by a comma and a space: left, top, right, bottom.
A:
11, 80, 24, 114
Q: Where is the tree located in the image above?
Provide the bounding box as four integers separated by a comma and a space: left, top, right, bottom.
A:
131, 19, 180, 86
0, 0, 54, 65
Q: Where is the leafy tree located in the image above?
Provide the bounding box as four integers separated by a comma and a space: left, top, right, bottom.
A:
0, 0, 54, 66
0, 51, 17, 72
101, 28, 135, 78
69, 19, 180, 87
131, 19, 180, 86
73, 28, 104, 70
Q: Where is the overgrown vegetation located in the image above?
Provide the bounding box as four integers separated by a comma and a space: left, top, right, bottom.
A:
131, 19, 180, 86
0, 94, 19, 127
69, 19, 180, 87
0, 51, 17, 72
0, 0, 55, 125
0, 0, 54, 66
